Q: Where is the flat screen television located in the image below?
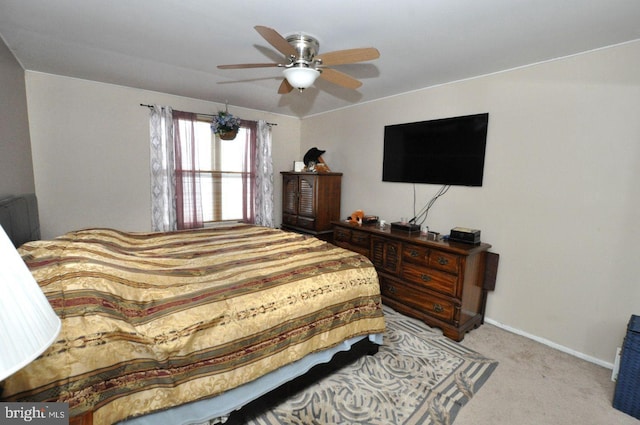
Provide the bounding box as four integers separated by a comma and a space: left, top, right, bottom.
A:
382, 113, 489, 186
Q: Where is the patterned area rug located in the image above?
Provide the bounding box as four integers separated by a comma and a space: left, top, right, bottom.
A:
243, 306, 498, 425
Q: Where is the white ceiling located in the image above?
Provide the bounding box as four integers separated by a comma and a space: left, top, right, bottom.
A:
1, 0, 639, 118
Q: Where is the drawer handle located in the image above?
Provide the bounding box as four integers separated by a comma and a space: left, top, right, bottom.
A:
433, 303, 444, 313
437, 256, 449, 265
420, 274, 432, 282
410, 249, 419, 257
386, 285, 396, 294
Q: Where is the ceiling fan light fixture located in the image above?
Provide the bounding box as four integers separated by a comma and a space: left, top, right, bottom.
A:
283, 67, 320, 90
218, 26, 378, 95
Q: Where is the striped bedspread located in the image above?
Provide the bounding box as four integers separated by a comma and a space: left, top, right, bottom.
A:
1, 225, 385, 425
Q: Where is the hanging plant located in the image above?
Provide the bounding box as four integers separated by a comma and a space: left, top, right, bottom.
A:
211, 104, 241, 140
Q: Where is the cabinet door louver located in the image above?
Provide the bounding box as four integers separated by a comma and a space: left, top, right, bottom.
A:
371, 237, 400, 274
298, 176, 316, 217
371, 237, 385, 268
282, 175, 298, 215
384, 241, 400, 274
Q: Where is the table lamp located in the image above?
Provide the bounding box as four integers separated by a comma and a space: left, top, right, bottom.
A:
0, 225, 61, 381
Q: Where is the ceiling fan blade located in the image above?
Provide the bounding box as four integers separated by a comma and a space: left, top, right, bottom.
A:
320, 68, 362, 89
316, 48, 380, 66
254, 25, 297, 58
278, 79, 294, 94
217, 63, 280, 69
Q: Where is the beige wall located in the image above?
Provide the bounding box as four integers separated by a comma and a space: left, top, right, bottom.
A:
25, 73, 301, 239
0, 37, 34, 198
301, 41, 640, 366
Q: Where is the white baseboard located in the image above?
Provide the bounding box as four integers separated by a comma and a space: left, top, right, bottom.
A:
612, 347, 622, 381
484, 317, 615, 370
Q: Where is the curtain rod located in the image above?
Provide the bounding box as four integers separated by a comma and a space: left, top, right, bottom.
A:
139, 104, 277, 126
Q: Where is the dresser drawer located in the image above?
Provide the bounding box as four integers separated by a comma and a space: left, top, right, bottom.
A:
351, 229, 370, 248
296, 216, 316, 230
403, 244, 461, 274
282, 213, 297, 226
334, 226, 352, 243
427, 250, 461, 274
403, 243, 429, 263
283, 214, 316, 230
402, 262, 458, 296
380, 276, 455, 323
333, 227, 370, 246
333, 227, 371, 257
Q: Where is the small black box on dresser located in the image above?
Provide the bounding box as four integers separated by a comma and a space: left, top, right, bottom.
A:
449, 227, 481, 244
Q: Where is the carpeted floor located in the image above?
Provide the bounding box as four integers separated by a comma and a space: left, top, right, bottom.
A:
240, 306, 498, 425
454, 321, 639, 425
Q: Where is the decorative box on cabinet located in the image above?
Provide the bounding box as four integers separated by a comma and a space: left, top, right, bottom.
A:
281, 172, 342, 241
333, 221, 497, 341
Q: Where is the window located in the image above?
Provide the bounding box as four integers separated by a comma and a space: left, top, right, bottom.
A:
193, 119, 252, 223
173, 113, 256, 227
150, 106, 272, 232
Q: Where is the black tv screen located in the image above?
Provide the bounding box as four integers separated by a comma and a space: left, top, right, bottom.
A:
382, 113, 489, 186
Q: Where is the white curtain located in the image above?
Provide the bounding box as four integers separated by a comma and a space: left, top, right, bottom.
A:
149, 105, 177, 232
253, 120, 274, 227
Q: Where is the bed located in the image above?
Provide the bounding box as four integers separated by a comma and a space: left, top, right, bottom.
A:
0, 195, 385, 425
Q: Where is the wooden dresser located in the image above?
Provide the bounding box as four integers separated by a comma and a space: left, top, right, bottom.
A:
69, 412, 92, 425
333, 221, 496, 341
281, 172, 342, 241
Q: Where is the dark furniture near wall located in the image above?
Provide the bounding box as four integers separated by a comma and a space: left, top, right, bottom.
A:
69, 413, 93, 425
0, 194, 40, 247
281, 172, 342, 241
333, 221, 497, 341
613, 315, 640, 419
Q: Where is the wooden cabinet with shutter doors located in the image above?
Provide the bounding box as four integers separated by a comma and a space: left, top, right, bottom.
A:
333, 221, 495, 341
281, 172, 342, 240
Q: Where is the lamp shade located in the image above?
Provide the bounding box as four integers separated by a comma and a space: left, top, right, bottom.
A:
283, 67, 320, 89
0, 225, 61, 381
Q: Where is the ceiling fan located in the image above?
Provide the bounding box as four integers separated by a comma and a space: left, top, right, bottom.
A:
217, 26, 380, 94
